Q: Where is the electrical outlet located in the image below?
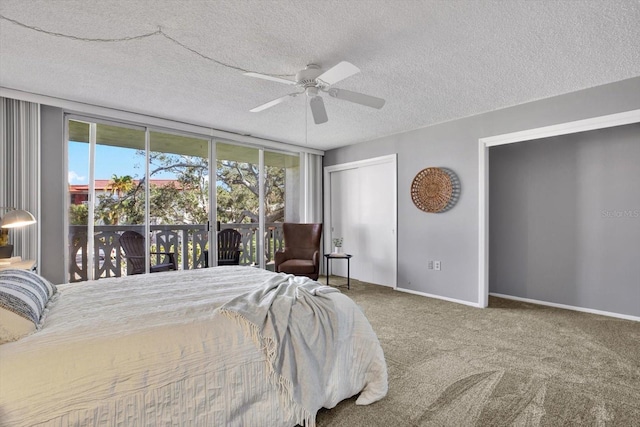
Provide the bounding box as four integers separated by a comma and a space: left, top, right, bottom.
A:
428, 260, 434, 270
434, 261, 441, 271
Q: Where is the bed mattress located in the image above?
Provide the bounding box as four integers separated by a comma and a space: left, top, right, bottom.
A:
0, 266, 387, 426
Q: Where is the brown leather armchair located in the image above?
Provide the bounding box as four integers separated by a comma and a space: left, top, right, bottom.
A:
274, 223, 323, 280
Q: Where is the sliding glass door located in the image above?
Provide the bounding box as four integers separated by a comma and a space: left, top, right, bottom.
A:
216, 142, 261, 266
67, 118, 146, 282
66, 115, 306, 282
149, 131, 210, 270
264, 150, 300, 270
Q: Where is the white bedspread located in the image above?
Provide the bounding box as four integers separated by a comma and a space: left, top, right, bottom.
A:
0, 267, 387, 426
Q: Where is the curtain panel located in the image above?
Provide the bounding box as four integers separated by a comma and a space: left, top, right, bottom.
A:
301, 152, 323, 223
300, 152, 324, 273
0, 97, 40, 263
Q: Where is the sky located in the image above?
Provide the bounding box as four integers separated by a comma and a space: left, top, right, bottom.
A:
68, 142, 177, 184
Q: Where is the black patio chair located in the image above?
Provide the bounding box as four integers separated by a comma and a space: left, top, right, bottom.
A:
119, 230, 177, 275
204, 228, 243, 267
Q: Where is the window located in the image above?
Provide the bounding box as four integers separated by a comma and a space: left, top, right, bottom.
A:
65, 116, 308, 282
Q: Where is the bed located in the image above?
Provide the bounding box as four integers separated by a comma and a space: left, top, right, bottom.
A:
0, 266, 387, 426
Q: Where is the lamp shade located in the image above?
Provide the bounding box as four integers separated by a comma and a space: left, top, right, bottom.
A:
0, 209, 37, 228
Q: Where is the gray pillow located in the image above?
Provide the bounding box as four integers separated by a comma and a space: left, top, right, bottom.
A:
0, 269, 57, 343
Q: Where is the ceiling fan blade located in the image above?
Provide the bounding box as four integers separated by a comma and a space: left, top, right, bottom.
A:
250, 92, 299, 112
309, 96, 328, 124
328, 88, 385, 109
244, 72, 297, 86
316, 61, 360, 86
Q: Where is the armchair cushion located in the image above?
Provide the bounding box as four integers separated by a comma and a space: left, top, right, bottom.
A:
277, 259, 316, 275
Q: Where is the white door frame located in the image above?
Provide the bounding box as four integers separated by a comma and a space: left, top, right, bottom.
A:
324, 154, 398, 287
478, 109, 640, 307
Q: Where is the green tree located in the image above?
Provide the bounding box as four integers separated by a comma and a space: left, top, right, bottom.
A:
96, 174, 137, 224
69, 203, 88, 225
92, 152, 286, 226
109, 174, 134, 198
216, 160, 285, 224
147, 153, 210, 225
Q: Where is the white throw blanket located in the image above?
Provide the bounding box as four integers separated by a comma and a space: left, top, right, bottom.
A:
219, 274, 341, 427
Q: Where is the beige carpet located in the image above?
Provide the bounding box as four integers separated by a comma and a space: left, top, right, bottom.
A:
315, 276, 640, 427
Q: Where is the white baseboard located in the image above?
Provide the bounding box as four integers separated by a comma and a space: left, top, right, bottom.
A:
373, 282, 395, 288
490, 293, 640, 322
396, 287, 482, 308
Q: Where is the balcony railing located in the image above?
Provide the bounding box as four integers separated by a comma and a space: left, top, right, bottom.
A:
68, 223, 284, 282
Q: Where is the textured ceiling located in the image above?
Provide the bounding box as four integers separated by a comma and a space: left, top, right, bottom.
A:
1, 0, 639, 151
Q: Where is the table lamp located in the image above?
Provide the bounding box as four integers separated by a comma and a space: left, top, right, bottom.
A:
0, 207, 37, 258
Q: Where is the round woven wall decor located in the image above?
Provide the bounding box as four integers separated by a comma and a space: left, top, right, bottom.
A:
410, 167, 460, 213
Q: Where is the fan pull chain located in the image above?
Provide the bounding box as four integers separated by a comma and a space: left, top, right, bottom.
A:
305, 97, 308, 145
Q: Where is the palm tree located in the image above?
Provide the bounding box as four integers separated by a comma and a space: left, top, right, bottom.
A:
109, 174, 134, 199
100, 174, 135, 225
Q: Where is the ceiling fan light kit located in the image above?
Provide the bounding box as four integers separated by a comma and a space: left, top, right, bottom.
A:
245, 61, 385, 124
309, 96, 328, 124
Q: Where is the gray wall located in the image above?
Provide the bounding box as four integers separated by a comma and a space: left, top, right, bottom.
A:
489, 123, 640, 316
324, 76, 640, 307
40, 105, 66, 285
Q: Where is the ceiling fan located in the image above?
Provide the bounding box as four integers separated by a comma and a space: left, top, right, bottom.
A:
245, 61, 385, 125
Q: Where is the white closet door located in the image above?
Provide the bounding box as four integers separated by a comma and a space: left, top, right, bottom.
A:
329, 168, 359, 277
327, 156, 396, 287
358, 161, 396, 286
